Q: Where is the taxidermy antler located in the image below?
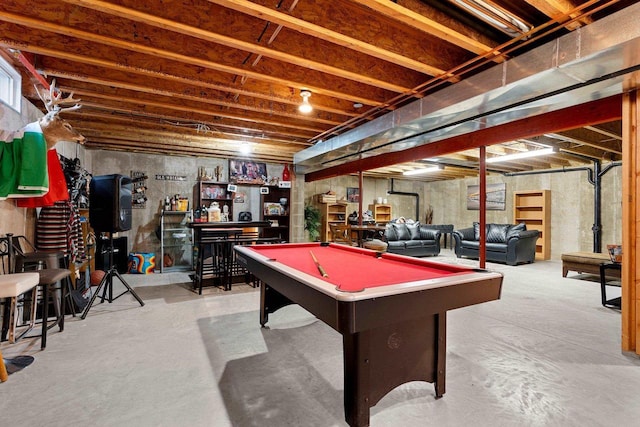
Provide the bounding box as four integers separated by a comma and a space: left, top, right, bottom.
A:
35, 79, 85, 148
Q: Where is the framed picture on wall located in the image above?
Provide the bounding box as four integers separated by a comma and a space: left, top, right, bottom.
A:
346, 187, 360, 203
229, 160, 267, 184
466, 183, 506, 210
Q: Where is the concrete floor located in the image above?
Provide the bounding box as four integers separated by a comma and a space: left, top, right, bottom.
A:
0, 249, 638, 427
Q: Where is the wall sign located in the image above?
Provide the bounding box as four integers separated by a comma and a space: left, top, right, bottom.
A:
155, 174, 187, 181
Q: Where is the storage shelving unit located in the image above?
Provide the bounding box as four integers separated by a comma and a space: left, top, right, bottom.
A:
160, 210, 194, 272
261, 186, 290, 242
369, 203, 392, 223
195, 181, 234, 220
321, 203, 348, 242
513, 190, 550, 260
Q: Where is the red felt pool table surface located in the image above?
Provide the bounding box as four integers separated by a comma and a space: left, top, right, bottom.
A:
246, 242, 470, 292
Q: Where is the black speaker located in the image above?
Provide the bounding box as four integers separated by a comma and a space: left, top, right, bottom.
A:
89, 174, 132, 232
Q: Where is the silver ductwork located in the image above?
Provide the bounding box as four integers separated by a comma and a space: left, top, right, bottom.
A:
294, 2, 640, 174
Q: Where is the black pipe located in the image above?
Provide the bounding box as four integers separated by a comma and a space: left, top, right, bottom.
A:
388, 179, 420, 221
593, 160, 602, 253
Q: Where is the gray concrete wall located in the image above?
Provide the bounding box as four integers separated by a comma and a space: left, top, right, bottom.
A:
88, 149, 290, 254
306, 167, 623, 260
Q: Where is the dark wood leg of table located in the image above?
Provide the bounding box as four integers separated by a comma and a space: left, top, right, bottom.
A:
342, 315, 441, 427
343, 331, 370, 427
435, 311, 446, 397
260, 284, 294, 327
259, 281, 267, 327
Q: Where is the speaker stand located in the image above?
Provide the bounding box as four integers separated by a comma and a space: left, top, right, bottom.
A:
81, 235, 144, 320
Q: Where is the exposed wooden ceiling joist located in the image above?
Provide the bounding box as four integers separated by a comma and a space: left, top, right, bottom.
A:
0, 0, 631, 180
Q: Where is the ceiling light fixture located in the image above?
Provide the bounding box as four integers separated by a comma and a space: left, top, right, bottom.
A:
403, 165, 442, 176
299, 90, 313, 114
486, 147, 555, 163
450, 0, 531, 38
239, 142, 252, 155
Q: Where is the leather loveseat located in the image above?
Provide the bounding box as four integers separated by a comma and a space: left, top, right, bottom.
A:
384, 222, 441, 257
453, 222, 539, 265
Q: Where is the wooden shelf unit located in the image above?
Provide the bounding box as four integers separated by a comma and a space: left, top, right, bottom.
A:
194, 181, 234, 220
321, 203, 348, 242
513, 190, 550, 260
369, 204, 392, 223
260, 186, 290, 242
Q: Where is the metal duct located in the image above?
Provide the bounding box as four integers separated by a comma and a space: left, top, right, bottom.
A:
294, 2, 640, 175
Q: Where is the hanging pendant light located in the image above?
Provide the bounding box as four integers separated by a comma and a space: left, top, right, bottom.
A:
299, 90, 313, 113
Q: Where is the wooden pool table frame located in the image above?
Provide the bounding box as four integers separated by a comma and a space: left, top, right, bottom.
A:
234, 243, 503, 427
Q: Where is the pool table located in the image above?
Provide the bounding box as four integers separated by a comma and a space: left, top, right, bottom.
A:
234, 242, 503, 427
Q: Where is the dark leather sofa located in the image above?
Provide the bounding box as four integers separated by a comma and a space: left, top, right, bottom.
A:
384, 222, 441, 257
453, 222, 539, 265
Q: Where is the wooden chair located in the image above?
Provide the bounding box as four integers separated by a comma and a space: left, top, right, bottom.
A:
329, 224, 353, 245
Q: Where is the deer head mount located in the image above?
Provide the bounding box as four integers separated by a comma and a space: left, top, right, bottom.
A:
35, 79, 86, 149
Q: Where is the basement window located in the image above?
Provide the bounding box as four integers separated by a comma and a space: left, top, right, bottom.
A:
0, 55, 21, 113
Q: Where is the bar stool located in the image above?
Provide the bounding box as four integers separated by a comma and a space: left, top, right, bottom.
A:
193, 229, 241, 294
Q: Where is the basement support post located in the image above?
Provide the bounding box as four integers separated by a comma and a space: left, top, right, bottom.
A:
358, 171, 363, 226
479, 146, 486, 269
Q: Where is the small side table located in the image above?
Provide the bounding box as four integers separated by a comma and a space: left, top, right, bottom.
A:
599, 262, 622, 308
424, 224, 454, 249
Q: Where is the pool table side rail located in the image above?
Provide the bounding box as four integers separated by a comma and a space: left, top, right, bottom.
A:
234, 245, 503, 302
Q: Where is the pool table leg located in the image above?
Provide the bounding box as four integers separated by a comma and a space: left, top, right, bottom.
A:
435, 311, 446, 398
342, 313, 446, 427
259, 283, 295, 327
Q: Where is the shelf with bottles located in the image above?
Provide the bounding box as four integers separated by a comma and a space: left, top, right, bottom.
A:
131, 171, 148, 209
163, 194, 189, 213
193, 201, 232, 223
194, 181, 234, 221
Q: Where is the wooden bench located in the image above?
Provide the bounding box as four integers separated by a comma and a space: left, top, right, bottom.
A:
561, 252, 620, 278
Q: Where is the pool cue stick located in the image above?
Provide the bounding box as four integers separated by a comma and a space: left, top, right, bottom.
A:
309, 250, 328, 277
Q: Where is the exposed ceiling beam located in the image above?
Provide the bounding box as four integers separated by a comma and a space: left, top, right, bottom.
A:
205, 0, 453, 77
350, 0, 502, 58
